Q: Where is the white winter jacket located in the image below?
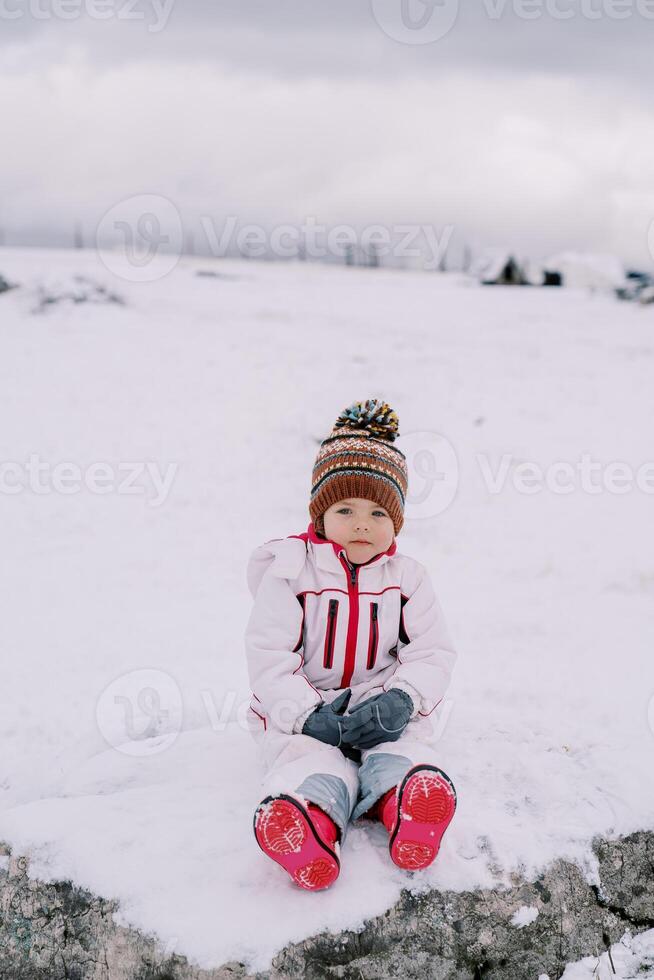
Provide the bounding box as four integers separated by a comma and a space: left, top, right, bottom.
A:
244, 523, 457, 736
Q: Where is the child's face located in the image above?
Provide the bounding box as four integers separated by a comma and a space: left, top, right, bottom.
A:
322, 498, 395, 562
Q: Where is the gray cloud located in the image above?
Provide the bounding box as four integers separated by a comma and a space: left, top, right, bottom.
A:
2, 1, 654, 267
2, 1, 654, 82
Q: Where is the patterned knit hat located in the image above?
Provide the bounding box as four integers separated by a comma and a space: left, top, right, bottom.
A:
310, 399, 408, 538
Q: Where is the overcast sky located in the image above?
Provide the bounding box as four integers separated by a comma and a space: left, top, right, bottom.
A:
2, 1, 654, 266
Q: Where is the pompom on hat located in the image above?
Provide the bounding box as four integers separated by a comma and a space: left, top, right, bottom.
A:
309, 398, 408, 538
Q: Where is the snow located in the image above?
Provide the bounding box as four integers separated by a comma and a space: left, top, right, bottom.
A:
511, 905, 539, 928
542, 251, 626, 290
1, 245, 654, 972
559, 928, 654, 979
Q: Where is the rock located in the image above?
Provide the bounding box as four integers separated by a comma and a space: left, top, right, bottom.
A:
31, 275, 124, 312
594, 831, 654, 924
0, 850, 240, 980
1, 831, 653, 979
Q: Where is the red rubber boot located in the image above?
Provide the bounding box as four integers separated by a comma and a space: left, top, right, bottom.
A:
378, 765, 457, 871
253, 794, 340, 891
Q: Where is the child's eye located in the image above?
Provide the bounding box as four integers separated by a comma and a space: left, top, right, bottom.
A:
337, 507, 387, 518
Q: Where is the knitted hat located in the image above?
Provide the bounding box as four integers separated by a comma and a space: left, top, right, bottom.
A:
310, 399, 408, 538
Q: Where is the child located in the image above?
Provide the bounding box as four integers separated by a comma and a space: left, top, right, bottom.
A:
244, 398, 457, 891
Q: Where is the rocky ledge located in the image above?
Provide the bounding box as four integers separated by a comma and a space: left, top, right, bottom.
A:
1, 831, 652, 980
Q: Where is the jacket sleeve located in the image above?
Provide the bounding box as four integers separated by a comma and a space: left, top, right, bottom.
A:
383, 563, 457, 717
244, 566, 324, 734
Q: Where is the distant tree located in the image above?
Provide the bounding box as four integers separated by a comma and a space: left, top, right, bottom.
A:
439, 243, 448, 272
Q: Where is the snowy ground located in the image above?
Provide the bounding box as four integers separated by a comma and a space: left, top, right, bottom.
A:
1, 245, 653, 972
558, 928, 654, 979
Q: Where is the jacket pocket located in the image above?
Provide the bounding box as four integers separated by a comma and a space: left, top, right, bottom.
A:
367, 602, 379, 669
323, 598, 339, 669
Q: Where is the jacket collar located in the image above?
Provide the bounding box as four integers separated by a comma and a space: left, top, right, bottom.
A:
290, 522, 397, 576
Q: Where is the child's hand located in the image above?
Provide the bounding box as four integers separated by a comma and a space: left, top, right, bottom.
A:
340, 689, 414, 750
302, 688, 352, 746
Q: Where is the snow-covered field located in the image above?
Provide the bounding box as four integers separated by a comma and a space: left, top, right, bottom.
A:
1, 245, 653, 972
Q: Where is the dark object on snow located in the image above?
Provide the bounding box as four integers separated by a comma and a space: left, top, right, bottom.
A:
195, 269, 242, 281
490, 256, 527, 285
615, 270, 653, 303
472, 250, 529, 285
33, 275, 124, 312
543, 270, 563, 286
0, 273, 17, 294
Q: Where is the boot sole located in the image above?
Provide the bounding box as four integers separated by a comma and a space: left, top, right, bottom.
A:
388, 765, 457, 871
253, 794, 340, 891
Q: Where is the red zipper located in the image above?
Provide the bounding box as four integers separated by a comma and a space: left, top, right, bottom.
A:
367, 602, 379, 669
323, 599, 339, 669
339, 555, 360, 688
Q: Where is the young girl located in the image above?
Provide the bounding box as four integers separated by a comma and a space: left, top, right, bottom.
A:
244, 398, 457, 891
